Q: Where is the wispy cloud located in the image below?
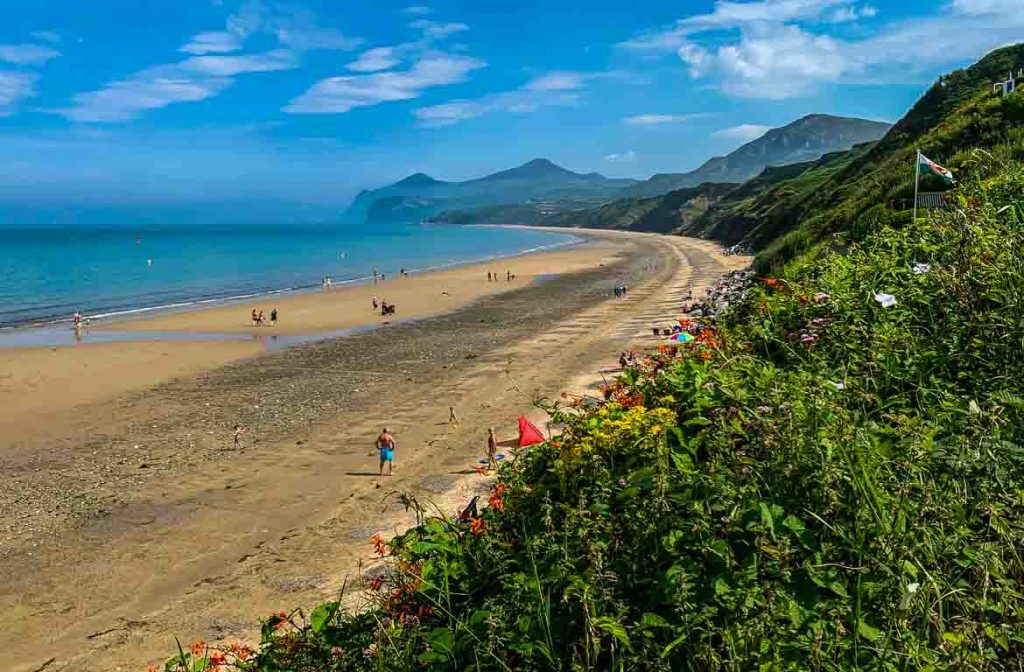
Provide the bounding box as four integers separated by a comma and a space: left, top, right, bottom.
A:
180, 31, 245, 55
401, 6, 433, 16
714, 123, 773, 141
347, 47, 401, 73
620, 0, 1024, 99
0, 71, 37, 116
59, 2, 360, 122
291, 13, 481, 115
0, 43, 61, 66
624, 113, 703, 126
408, 19, 469, 40
604, 150, 638, 162
286, 53, 485, 114
414, 70, 607, 126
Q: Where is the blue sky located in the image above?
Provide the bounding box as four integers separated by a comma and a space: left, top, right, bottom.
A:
0, 0, 1020, 221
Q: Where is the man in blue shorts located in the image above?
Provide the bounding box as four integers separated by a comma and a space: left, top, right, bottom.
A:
376, 427, 395, 476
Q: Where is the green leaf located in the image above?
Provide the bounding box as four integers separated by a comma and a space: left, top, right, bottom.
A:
782, 514, 812, 547
760, 502, 776, 539
984, 624, 1009, 651
592, 616, 632, 650
427, 627, 456, 655
640, 612, 671, 629
310, 602, 338, 634
857, 620, 881, 642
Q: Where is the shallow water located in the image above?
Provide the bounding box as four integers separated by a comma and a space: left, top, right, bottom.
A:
0, 222, 578, 328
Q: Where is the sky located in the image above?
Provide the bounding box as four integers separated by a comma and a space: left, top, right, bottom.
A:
0, 0, 1020, 223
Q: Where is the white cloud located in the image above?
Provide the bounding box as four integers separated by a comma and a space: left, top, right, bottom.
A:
622, 0, 1024, 99
58, 2, 362, 122
408, 19, 469, 40
624, 113, 701, 125
604, 150, 638, 162
347, 47, 401, 73
715, 25, 845, 98
60, 51, 298, 122
0, 71, 37, 116
401, 6, 432, 16
413, 70, 600, 127
0, 43, 61, 66
951, 0, 1021, 15
285, 53, 485, 114
526, 71, 588, 91
181, 31, 244, 55
620, 0, 860, 51
714, 123, 773, 140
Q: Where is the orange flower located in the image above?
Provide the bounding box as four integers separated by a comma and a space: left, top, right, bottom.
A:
698, 351, 714, 362
209, 651, 226, 669
469, 517, 487, 536
190, 641, 206, 656
370, 533, 387, 557
147, 666, 158, 672
763, 278, 783, 289
368, 575, 385, 591
273, 610, 289, 629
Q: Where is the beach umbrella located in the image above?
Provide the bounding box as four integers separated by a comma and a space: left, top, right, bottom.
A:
671, 332, 694, 342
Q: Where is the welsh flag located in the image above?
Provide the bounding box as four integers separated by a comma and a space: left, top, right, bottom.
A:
918, 152, 954, 184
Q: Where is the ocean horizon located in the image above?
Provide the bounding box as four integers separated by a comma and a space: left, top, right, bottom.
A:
0, 222, 579, 328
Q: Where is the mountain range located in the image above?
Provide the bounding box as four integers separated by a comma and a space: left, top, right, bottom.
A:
344, 159, 635, 222
347, 115, 892, 224
619, 114, 892, 198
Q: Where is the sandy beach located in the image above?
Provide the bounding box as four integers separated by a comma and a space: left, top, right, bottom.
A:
0, 229, 748, 671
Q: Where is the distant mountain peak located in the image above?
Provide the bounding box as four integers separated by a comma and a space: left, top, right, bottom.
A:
480, 158, 579, 182
395, 172, 444, 187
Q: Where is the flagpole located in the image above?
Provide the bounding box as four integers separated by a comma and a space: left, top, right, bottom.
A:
913, 149, 920, 221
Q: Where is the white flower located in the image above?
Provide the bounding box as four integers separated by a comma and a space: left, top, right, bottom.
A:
828, 381, 845, 390
873, 292, 897, 308
898, 582, 920, 610
912, 263, 932, 274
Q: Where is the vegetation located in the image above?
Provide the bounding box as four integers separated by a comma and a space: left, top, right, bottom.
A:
161, 48, 1024, 671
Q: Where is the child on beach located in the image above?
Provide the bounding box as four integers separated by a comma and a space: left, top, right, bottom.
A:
448, 406, 460, 426
232, 424, 247, 449
376, 428, 396, 476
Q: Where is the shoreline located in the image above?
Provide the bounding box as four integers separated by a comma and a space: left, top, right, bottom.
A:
0, 228, 584, 333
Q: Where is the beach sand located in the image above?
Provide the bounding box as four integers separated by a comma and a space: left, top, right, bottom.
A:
0, 230, 749, 672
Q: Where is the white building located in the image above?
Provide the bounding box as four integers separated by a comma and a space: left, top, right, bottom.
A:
993, 69, 1024, 96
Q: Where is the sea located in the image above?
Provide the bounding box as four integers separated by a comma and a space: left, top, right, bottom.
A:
0, 222, 579, 329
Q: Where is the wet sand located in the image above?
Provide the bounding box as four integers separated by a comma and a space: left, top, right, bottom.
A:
0, 230, 748, 672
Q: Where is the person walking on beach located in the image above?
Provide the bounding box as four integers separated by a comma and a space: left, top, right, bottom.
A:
232, 424, 247, 449
487, 271, 492, 282
372, 296, 379, 310
448, 406, 460, 426
251, 309, 258, 327
376, 428, 396, 476
487, 427, 498, 471
270, 308, 278, 326
257, 310, 265, 326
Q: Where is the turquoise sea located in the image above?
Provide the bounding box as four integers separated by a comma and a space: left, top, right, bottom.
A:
0, 223, 579, 328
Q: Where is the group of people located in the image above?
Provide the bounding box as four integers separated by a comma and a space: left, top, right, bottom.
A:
250, 308, 278, 327
613, 283, 629, 298
371, 407, 500, 477
487, 270, 516, 282
371, 296, 396, 316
